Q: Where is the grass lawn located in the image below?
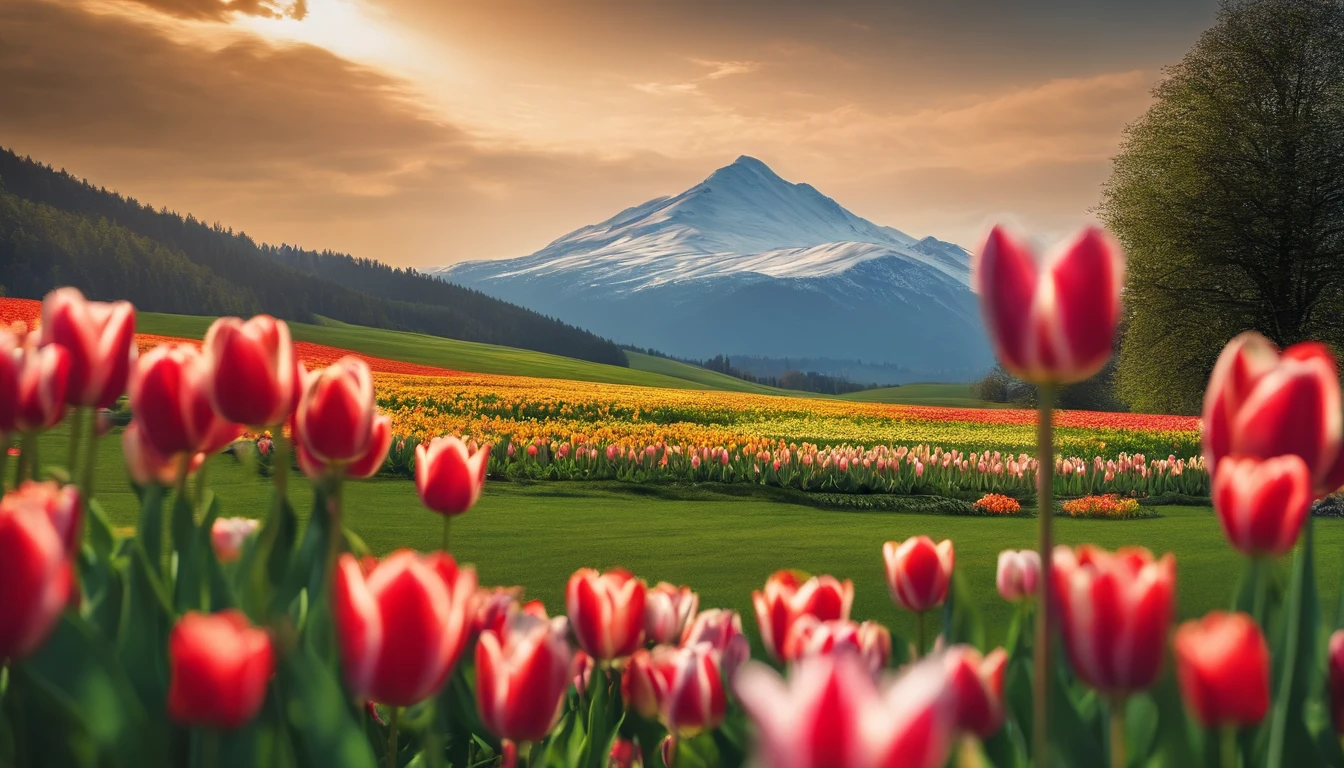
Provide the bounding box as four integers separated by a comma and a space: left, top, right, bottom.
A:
135, 312, 704, 390
27, 427, 1340, 657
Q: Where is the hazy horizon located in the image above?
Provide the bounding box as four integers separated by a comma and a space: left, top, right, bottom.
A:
0, 0, 1221, 268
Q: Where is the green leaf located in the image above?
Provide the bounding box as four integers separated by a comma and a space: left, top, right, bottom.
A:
117, 543, 174, 718
581, 667, 625, 768
87, 498, 118, 560
170, 489, 196, 571
940, 569, 985, 650
1145, 671, 1200, 767
278, 647, 377, 768
1048, 649, 1105, 768
16, 613, 163, 766
137, 485, 167, 577
1267, 517, 1324, 768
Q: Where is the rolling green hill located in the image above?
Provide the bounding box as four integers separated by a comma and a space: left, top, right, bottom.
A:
624, 352, 805, 396
139, 312, 697, 388
838, 382, 1008, 408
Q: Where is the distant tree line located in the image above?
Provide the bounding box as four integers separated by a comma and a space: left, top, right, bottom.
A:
0, 148, 629, 367
973, 360, 1127, 412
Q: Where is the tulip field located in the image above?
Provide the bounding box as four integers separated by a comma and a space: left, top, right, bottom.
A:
4, 297, 1209, 501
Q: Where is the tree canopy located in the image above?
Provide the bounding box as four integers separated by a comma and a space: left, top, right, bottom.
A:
1099, 0, 1344, 414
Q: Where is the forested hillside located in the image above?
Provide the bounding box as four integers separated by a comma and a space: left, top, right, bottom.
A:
0, 148, 629, 367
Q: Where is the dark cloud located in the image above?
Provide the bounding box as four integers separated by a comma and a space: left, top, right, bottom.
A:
124, 0, 307, 21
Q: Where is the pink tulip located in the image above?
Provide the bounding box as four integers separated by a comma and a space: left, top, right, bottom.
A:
211, 517, 260, 564
0, 329, 70, 435
644, 582, 698, 645
995, 549, 1041, 602
39, 287, 136, 408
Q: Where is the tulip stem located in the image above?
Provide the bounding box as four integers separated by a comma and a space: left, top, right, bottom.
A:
386, 706, 400, 768
442, 515, 452, 553
1034, 382, 1056, 768
80, 412, 99, 499
1221, 727, 1237, 768
323, 478, 345, 588
66, 406, 84, 475
20, 432, 38, 482
0, 438, 9, 492
273, 430, 290, 501
1109, 698, 1126, 768
915, 611, 926, 658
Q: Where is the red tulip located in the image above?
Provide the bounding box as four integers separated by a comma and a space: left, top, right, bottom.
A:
0, 495, 72, 662
1203, 332, 1344, 496
971, 225, 1124, 384
130, 344, 243, 458
857, 620, 892, 676
415, 436, 490, 516
996, 549, 1041, 603
943, 645, 1007, 738
735, 652, 955, 768
0, 330, 70, 435
609, 739, 644, 768
211, 517, 260, 565
1330, 630, 1344, 734
294, 357, 377, 464
166, 610, 274, 729
334, 550, 477, 706
295, 413, 391, 481
680, 608, 750, 679
782, 616, 861, 663
475, 610, 574, 743
122, 422, 204, 486
645, 582, 698, 645
1173, 611, 1269, 728
566, 568, 646, 661
624, 645, 679, 719
572, 649, 594, 694
884, 536, 954, 613
661, 642, 729, 737
2, 481, 81, 557
1212, 455, 1312, 557
1053, 545, 1175, 696
752, 570, 854, 662
39, 287, 136, 408
203, 315, 300, 427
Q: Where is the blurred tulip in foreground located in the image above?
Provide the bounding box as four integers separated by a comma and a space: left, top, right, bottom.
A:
211, 517, 261, 564
970, 225, 1124, 384
203, 315, 300, 427
0, 495, 73, 662
39, 287, 136, 408
566, 567, 647, 661
167, 610, 274, 729
753, 570, 853, 662
1174, 611, 1268, 728
334, 550, 477, 706
2, 480, 81, 557
1053, 545, 1175, 696
645, 582, 698, 645
1212, 455, 1312, 557
943, 645, 1007, 738
884, 536, 954, 613
996, 549, 1041, 602
475, 610, 574, 743
130, 344, 243, 458
0, 329, 70, 435
122, 422, 204, 486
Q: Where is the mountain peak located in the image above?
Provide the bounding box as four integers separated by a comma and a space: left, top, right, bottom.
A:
704, 154, 783, 186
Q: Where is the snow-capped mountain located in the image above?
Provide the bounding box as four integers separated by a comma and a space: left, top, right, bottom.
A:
433, 156, 992, 379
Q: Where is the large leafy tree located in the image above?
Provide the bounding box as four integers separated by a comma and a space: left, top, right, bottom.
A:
1099, 0, 1344, 414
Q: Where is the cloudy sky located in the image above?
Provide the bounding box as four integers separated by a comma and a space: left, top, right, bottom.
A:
0, 0, 1220, 267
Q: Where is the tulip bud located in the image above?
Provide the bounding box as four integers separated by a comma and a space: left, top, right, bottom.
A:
995, 549, 1042, 602
211, 517, 260, 564
334, 550, 477, 706
203, 315, 300, 427
857, 620, 892, 676
971, 226, 1124, 384
609, 739, 644, 768
624, 645, 678, 719
752, 570, 854, 662
476, 611, 574, 743
1174, 612, 1269, 728
39, 287, 136, 408
1203, 332, 1344, 496
572, 649, 594, 693
0, 329, 71, 435
0, 494, 73, 661
2, 480, 81, 557
943, 645, 1007, 738
644, 582, 698, 645
566, 568, 646, 661
884, 536, 954, 613
294, 357, 377, 464
1053, 545, 1175, 696
167, 610, 274, 729
736, 652, 955, 768
415, 436, 490, 516
1330, 630, 1344, 734
1213, 455, 1312, 557
130, 344, 243, 457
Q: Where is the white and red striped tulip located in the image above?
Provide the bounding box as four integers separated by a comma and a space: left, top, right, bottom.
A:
39, 287, 136, 408
782, 617, 860, 663
333, 550, 477, 706
1203, 332, 1344, 496
203, 315, 300, 427
681, 609, 750, 679
295, 413, 391, 481
645, 582, 698, 645
0, 330, 70, 435
884, 536, 954, 613
294, 357, 377, 464
1052, 545, 1175, 696
566, 568, 647, 661
415, 436, 490, 516
943, 645, 1007, 738
996, 549, 1042, 602
971, 226, 1124, 384
211, 517, 260, 564
1212, 455, 1312, 557
475, 610, 574, 743
624, 646, 678, 719
857, 621, 892, 676
752, 570, 854, 662
129, 344, 243, 458
661, 642, 729, 737
735, 652, 955, 768
1, 481, 81, 558
0, 490, 73, 662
